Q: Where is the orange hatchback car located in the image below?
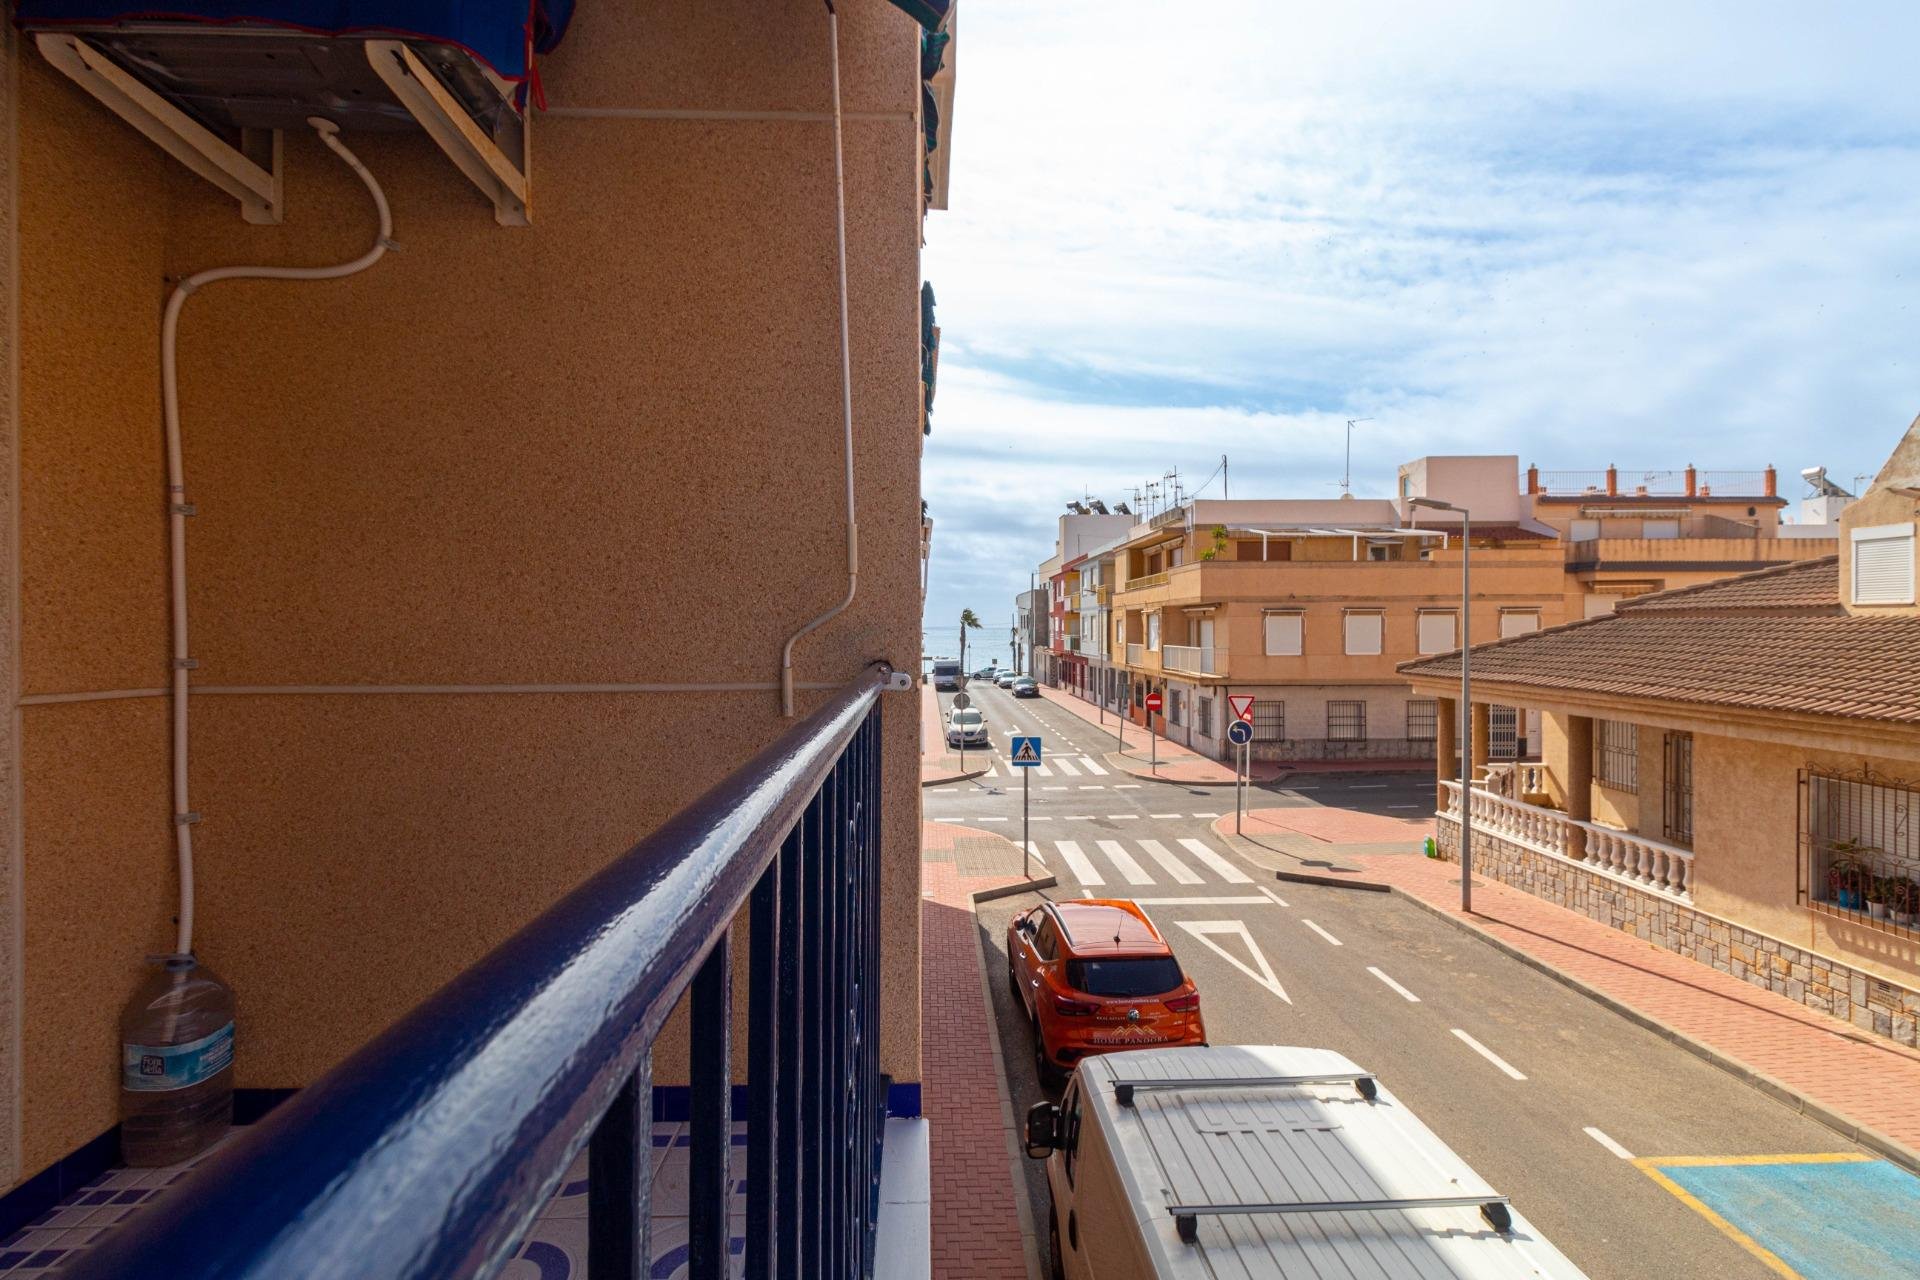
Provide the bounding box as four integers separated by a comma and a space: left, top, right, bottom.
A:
1007, 899, 1204, 1086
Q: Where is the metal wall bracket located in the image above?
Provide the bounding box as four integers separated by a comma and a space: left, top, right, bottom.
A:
364, 40, 529, 226
35, 32, 284, 223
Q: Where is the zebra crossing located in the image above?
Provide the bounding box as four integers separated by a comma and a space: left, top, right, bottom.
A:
1034, 834, 1253, 890
969, 754, 1109, 779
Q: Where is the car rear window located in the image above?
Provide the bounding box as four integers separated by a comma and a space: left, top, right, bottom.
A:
1067, 957, 1183, 997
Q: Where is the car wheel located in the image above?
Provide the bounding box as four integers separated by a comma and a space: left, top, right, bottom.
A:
1047, 1200, 1066, 1280
1008, 955, 1022, 1005
1032, 1017, 1061, 1090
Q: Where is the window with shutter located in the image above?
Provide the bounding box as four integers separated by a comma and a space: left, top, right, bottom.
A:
1642, 519, 1680, 539
1343, 612, 1383, 656
1499, 610, 1541, 639
1263, 612, 1302, 656
1416, 611, 1457, 654
1569, 518, 1600, 541
1852, 524, 1916, 606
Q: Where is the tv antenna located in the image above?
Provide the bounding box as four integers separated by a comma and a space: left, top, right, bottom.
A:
1342, 419, 1373, 496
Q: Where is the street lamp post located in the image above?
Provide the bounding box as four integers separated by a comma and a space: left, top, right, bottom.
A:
1411, 497, 1472, 912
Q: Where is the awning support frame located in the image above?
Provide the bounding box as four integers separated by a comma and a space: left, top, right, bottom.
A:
365, 40, 529, 226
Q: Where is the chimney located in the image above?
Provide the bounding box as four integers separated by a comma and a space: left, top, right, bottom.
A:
1605, 464, 1618, 497
1764, 466, 1777, 497
1526, 464, 1540, 495
1684, 465, 1696, 497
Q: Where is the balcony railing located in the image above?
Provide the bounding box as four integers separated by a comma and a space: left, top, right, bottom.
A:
1126, 643, 1146, 666
1123, 571, 1170, 591
69, 667, 895, 1280
1162, 644, 1224, 676
1439, 780, 1693, 900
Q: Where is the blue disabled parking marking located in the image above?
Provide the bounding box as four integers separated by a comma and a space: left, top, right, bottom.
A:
1649, 1155, 1920, 1280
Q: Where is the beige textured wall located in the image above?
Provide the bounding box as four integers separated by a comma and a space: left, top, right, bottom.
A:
10, 0, 924, 1185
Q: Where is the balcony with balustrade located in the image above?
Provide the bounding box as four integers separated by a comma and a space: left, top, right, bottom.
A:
1161, 644, 1226, 678
1437, 778, 1695, 901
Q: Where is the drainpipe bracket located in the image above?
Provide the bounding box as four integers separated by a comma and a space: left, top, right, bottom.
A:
883, 671, 914, 693
174, 811, 202, 826
172, 502, 198, 516
173, 658, 199, 670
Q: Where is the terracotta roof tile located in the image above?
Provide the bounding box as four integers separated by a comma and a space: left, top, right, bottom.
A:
1399, 556, 1920, 723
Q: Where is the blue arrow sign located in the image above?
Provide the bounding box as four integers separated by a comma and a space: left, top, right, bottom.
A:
1009, 736, 1043, 767
1227, 720, 1254, 746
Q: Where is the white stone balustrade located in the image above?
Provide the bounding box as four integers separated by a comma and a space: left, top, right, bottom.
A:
1438, 780, 1693, 900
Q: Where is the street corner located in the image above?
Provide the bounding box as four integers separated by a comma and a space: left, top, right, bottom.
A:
1633, 1153, 1920, 1280
920, 757, 989, 788
1220, 805, 1434, 847
922, 818, 1047, 885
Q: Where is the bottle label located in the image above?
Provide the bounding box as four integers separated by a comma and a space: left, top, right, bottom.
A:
123, 1022, 234, 1093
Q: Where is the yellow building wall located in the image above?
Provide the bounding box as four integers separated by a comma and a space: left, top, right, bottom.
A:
9, 0, 924, 1185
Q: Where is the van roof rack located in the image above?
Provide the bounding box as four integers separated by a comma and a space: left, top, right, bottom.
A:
1170, 1195, 1514, 1244
1110, 1072, 1377, 1108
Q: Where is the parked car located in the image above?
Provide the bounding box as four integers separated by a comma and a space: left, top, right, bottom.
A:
1012, 677, 1039, 698
930, 659, 962, 691
945, 706, 989, 747
1007, 900, 1203, 1087
973, 666, 999, 681
996, 671, 1019, 688
1024, 1044, 1586, 1280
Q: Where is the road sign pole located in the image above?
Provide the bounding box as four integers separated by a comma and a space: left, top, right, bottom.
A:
1236, 741, 1244, 834
1022, 767, 1030, 879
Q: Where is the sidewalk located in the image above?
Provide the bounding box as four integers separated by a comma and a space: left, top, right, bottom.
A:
919, 683, 988, 787
1212, 807, 1920, 1169
1032, 684, 1284, 785
921, 820, 1041, 1280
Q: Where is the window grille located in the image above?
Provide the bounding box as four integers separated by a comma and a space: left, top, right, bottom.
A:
1197, 697, 1213, 738
1663, 732, 1694, 846
1328, 700, 1366, 741
1596, 720, 1637, 791
1800, 765, 1920, 930
1407, 700, 1437, 741
1252, 702, 1285, 741
1168, 689, 1183, 725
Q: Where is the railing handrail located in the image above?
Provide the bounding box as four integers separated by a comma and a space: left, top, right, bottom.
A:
69, 664, 893, 1280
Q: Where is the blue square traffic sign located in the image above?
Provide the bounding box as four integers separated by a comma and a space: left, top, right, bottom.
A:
1009, 736, 1043, 767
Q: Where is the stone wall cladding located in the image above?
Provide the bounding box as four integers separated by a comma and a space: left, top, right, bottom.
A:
1435, 818, 1920, 1049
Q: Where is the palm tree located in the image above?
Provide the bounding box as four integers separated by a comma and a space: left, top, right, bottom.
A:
959, 608, 982, 674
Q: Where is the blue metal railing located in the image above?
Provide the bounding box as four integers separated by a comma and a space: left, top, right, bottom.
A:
68, 666, 892, 1280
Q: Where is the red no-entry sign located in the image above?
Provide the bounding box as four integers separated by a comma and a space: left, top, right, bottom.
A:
1229, 694, 1256, 723
1144, 691, 1163, 712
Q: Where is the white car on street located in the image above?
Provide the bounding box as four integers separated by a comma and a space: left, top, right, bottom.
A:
945, 706, 990, 747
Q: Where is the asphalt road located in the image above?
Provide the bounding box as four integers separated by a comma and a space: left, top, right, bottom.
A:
935, 680, 1894, 1280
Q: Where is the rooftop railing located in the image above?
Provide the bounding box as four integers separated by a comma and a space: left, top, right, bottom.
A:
68, 665, 895, 1280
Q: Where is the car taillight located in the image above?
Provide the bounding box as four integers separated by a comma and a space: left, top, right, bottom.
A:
1052, 993, 1099, 1016
1164, 991, 1200, 1013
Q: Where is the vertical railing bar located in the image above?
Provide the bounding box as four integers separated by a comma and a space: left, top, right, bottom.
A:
588, 1051, 652, 1280
825, 753, 846, 1280
838, 727, 856, 1280
865, 711, 882, 1276
774, 822, 805, 1280
746, 854, 781, 1280
688, 934, 732, 1280
802, 782, 827, 1278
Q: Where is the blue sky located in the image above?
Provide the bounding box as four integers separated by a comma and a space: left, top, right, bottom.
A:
919, 1, 1920, 664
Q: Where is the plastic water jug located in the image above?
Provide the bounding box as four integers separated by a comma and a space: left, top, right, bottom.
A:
119, 955, 234, 1166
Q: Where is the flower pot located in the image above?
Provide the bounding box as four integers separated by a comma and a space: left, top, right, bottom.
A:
1837, 888, 1863, 910
1868, 900, 1889, 920
1896, 911, 1917, 928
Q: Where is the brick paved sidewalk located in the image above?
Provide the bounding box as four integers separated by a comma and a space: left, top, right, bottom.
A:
1227, 815, 1920, 1168
921, 820, 1038, 1280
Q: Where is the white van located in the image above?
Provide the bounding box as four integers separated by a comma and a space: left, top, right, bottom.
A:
1024, 1044, 1587, 1280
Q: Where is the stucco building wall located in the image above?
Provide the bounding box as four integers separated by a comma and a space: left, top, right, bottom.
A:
6, 0, 925, 1186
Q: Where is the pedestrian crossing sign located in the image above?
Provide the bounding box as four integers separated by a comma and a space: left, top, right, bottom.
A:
1010, 736, 1043, 767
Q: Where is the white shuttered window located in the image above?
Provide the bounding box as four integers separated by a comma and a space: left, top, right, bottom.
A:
1416, 611, 1457, 654
1500, 610, 1541, 639
1853, 524, 1916, 606
1264, 612, 1303, 656
1343, 611, 1383, 656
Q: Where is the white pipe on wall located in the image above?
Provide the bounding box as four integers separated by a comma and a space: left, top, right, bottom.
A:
779, 1, 859, 718
160, 117, 393, 956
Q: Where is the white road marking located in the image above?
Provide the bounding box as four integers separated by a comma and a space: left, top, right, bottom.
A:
1149, 813, 1181, 819
1349, 784, 1387, 790
1096, 840, 1156, 886
1192, 811, 1221, 819
1175, 920, 1291, 1003
1300, 919, 1343, 946
1054, 840, 1103, 885
1061, 815, 1096, 821
1135, 895, 1272, 905
1388, 804, 1421, 810
1367, 967, 1420, 1002
1107, 814, 1139, 821
1176, 838, 1254, 884
1078, 785, 1105, 791
1136, 839, 1205, 885
975, 817, 1007, 823
1114, 784, 1143, 790
1029, 816, 1053, 822
1032, 762, 1054, 777
1452, 1029, 1527, 1080
1583, 1127, 1635, 1160
1258, 886, 1290, 907
1076, 756, 1109, 775
1043, 786, 1067, 792
1052, 758, 1081, 777
1021, 840, 1048, 867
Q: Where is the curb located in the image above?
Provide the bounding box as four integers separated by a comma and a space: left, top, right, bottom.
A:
1390, 884, 1920, 1179
921, 768, 988, 789
1274, 869, 1391, 894
973, 876, 1058, 903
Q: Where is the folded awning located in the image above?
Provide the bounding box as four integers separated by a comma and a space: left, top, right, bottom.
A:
886, 0, 950, 31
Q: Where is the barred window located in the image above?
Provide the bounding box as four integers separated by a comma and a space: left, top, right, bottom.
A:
1197, 697, 1213, 738
1168, 689, 1184, 726
1597, 720, 1638, 791
1328, 700, 1366, 741
1252, 702, 1285, 741
1407, 699, 1437, 741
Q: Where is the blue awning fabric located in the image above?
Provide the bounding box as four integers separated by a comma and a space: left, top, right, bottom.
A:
885, 0, 949, 33
13, 0, 573, 82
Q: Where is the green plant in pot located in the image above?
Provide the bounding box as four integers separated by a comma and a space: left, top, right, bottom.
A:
1893, 879, 1920, 928
1866, 874, 1893, 921
1826, 852, 1867, 910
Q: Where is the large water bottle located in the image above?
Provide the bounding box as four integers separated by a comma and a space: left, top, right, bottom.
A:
119, 955, 234, 1166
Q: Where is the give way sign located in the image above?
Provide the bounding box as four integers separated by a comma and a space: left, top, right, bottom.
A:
1228, 694, 1256, 723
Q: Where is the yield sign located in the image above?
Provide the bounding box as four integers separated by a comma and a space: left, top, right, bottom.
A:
1175, 920, 1290, 1004
1228, 694, 1256, 723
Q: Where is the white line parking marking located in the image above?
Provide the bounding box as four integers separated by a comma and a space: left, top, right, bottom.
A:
1176, 838, 1254, 884
1108, 814, 1139, 821
1136, 839, 1204, 885
1115, 784, 1143, 789
1078, 785, 1105, 790
1097, 840, 1156, 886
1258, 886, 1289, 907
1149, 813, 1181, 819
1367, 967, 1420, 1002
1300, 919, 1343, 946
1061, 815, 1095, 821
1452, 1029, 1527, 1080
1192, 811, 1221, 819
1055, 840, 1103, 885
975, 817, 1007, 823
1077, 756, 1108, 775
1583, 1127, 1634, 1159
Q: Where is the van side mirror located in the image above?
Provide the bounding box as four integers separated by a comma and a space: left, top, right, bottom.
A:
1024, 1101, 1061, 1159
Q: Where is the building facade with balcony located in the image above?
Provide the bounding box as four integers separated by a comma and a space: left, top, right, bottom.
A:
1401, 417, 1920, 1049
0, 0, 948, 1269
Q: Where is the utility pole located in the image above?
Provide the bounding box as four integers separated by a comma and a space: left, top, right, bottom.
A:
1343, 419, 1373, 496
1222, 453, 1229, 500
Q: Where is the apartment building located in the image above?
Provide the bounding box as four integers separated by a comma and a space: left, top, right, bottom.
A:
0, 0, 946, 1268
1102, 456, 1837, 764
1401, 416, 1920, 1049
1027, 508, 1132, 686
